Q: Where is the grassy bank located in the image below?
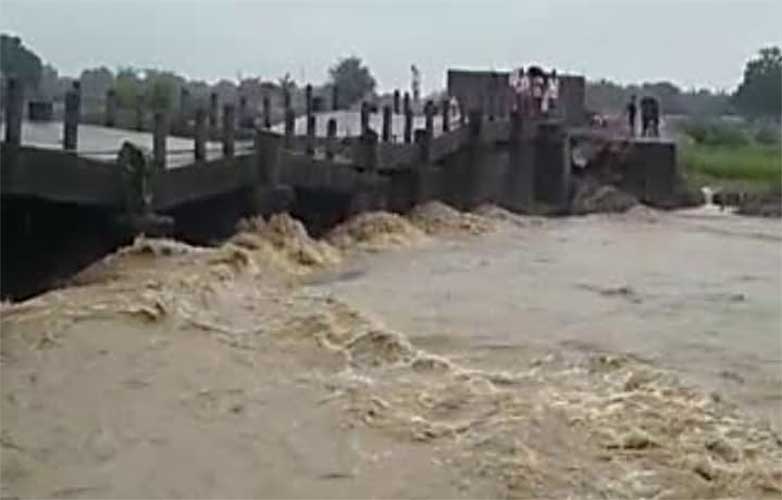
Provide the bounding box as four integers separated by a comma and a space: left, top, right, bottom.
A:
680, 141, 781, 199
681, 143, 781, 184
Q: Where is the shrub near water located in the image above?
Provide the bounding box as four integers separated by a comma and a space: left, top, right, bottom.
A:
680, 119, 750, 147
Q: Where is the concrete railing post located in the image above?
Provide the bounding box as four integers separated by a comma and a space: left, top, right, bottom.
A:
238, 95, 248, 128
331, 85, 339, 111
360, 102, 370, 135
208, 92, 219, 135
284, 109, 295, 148
105, 89, 118, 127
441, 98, 450, 133
403, 92, 411, 116
306, 114, 316, 155
283, 88, 291, 111
179, 87, 191, 128
326, 118, 337, 160
135, 94, 145, 131
3, 77, 23, 145
255, 129, 281, 186
382, 105, 392, 142
63, 82, 81, 151
404, 107, 413, 144
361, 129, 378, 171
393, 90, 401, 114
424, 100, 434, 140
305, 84, 313, 116
222, 104, 235, 158
415, 129, 430, 163
263, 95, 271, 129
153, 111, 167, 170
194, 107, 207, 161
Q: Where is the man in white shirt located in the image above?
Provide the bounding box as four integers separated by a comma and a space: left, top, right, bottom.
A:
545, 70, 560, 116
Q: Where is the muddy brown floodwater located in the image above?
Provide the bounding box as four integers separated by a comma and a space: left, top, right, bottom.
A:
2, 203, 781, 499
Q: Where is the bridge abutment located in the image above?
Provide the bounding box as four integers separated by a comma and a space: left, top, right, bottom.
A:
533, 120, 571, 210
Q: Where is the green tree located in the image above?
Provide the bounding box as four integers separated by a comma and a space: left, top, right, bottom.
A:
0, 34, 43, 90
79, 66, 114, 99
37, 64, 59, 100
114, 67, 142, 108
143, 70, 184, 111
733, 46, 782, 120
328, 56, 376, 107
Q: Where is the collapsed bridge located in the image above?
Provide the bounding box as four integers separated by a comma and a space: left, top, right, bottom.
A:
1, 70, 679, 299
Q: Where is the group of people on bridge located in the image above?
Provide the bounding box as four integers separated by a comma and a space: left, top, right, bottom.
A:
626, 95, 660, 138
509, 66, 560, 118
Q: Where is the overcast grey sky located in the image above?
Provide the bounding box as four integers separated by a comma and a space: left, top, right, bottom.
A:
1, 0, 780, 92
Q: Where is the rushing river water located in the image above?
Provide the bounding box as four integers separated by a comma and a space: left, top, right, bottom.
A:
2, 205, 780, 498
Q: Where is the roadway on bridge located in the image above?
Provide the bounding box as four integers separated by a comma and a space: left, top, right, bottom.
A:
1, 121, 226, 168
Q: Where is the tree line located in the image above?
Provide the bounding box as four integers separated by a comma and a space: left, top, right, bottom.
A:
586, 47, 780, 121
1, 33, 779, 122
1, 34, 377, 118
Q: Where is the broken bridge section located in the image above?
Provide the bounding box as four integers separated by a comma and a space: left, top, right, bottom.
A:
1, 73, 681, 299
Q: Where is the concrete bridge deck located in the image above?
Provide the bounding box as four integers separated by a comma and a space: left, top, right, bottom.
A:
2, 105, 679, 232
0, 121, 232, 168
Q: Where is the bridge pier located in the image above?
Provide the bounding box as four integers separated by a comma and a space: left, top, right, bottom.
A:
116, 142, 174, 238
444, 110, 483, 209
245, 130, 293, 215
503, 111, 535, 212
533, 120, 571, 209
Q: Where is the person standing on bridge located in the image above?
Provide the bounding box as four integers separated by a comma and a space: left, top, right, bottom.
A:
640, 96, 657, 137
650, 97, 661, 137
543, 70, 560, 116
527, 66, 546, 117
626, 95, 637, 137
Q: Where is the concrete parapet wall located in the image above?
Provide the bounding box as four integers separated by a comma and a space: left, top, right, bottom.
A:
280, 152, 389, 196
1, 144, 122, 206
153, 154, 255, 211
622, 141, 678, 205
